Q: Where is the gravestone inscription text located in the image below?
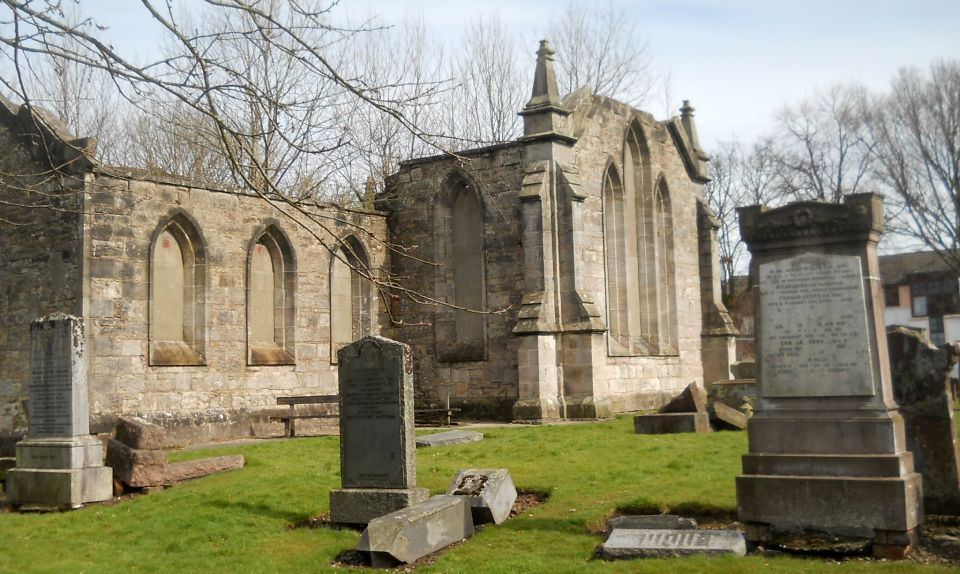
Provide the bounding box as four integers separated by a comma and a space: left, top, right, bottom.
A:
759, 253, 875, 397
28, 315, 87, 437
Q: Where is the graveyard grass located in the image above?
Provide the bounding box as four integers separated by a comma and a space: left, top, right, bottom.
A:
1, 415, 955, 573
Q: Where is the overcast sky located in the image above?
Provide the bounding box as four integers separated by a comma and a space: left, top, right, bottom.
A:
86, 0, 960, 150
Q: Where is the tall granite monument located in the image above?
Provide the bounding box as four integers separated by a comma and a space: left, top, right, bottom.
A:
6, 314, 113, 507
735, 195, 922, 558
329, 336, 429, 524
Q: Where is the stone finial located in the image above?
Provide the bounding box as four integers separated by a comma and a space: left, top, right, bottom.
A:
525, 40, 562, 110
679, 100, 707, 161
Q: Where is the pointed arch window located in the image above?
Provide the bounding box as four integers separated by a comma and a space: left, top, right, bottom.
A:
149, 213, 206, 366
602, 123, 678, 356
330, 236, 371, 363
247, 225, 296, 365
435, 171, 486, 362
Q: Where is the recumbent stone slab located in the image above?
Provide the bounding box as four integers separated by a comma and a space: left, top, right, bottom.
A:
634, 413, 710, 434
164, 454, 245, 484
416, 430, 484, 449
446, 468, 517, 525
357, 495, 474, 567
605, 515, 698, 537
114, 416, 166, 450
712, 402, 748, 430
600, 529, 746, 560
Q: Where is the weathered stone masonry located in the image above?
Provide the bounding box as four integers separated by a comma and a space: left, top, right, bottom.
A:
0, 40, 736, 446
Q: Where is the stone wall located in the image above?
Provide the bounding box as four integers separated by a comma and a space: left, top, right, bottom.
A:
381, 144, 525, 418
80, 172, 388, 444
0, 123, 86, 454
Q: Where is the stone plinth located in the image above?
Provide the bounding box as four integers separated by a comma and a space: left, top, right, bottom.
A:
330, 336, 429, 524
6, 315, 112, 507
446, 468, 517, 525
634, 413, 710, 434
887, 327, 960, 514
357, 495, 474, 567
735, 195, 922, 556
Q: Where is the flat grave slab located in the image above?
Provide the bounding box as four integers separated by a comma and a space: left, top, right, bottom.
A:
600, 528, 746, 559
605, 515, 698, 537
634, 413, 710, 434
416, 430, 484, 448
357, 495, 474, 567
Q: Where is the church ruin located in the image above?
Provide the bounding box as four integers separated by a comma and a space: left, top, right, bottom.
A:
0, 40, 736, 449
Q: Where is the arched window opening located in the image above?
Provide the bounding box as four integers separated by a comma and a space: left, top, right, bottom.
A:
654, 178, 678, 353
248, 225, 296, 366
330, 236, 371, 363
603, 164, 631, 353
149, 213, 206, 366
435, 171, 487, 362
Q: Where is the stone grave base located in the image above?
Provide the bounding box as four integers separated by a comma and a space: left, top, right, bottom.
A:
634, 413, 710, 434
330, 487, 430, 525
737, 473, 922, 541
6, 435, 113, 507
358, 495, 474, 567
6, 466, 112, 507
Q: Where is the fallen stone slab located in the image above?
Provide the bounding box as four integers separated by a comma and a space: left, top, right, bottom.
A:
659, 382, 707, 414
114, 416, 166, 450
105, 438, 167, 488
605, 515, 698, 537
446, 468, 517, 525
600, 529, 746, 559
357, 495, 474, 567
164, 455, 245, 484
712, 402, 749, 430
415, 430, 483, 448
635, 413, 710, 434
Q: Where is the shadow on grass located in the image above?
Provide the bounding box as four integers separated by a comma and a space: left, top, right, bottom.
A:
204, 498, 310, 524
615, 499, 738, 520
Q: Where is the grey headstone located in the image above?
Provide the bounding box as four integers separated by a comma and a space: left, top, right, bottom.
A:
330, 336, 429, 524
759, 254, 875, 398
338, 336, 415, 489
26, 314, 88, 438
600, 529, 746, 559
416, 430, 484, 448
357, 495, 474, 567
605, 515, 698, 537
888, 327, 960, 514
446, 468, 517, 525
6, 315, 113, 507
634, 413, 710, 434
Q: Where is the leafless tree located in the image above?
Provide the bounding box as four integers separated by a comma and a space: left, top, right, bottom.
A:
772, 83, 876, 203
872, 60, 960, 271
548, 0, 657, 106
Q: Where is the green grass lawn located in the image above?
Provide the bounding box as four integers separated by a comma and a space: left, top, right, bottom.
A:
0, 415, 955, 573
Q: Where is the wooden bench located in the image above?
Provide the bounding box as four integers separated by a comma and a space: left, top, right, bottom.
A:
414, 407, 461, 427
272, 395, 339, 437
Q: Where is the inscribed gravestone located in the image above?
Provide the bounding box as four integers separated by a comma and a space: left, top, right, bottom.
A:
600, 529, 746, 559
759, 253, 874, 397
330, 336, 428, 524
27, 314, 88, 437
6, 314, 112, 507
339, 337, 414, 489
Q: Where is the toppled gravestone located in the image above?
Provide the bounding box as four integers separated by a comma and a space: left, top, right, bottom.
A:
605, 515, 698, 537
416, 430, 484, 449
600, 529, 746, 559
888, 326, 960, 514
357, 495, 474, 567
711, 402, 748, 430
106, 417, 167, 489
446, 468, 517, 525
635, 383, 710, 434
